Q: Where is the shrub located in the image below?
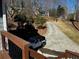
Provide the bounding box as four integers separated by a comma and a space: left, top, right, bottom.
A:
34, 16, 46, 28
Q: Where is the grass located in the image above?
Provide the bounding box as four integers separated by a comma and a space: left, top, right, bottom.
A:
54, 20, 79, 44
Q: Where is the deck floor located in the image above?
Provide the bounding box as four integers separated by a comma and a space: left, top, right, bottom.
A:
0, 51, 3, 59
0, 50, 11, 59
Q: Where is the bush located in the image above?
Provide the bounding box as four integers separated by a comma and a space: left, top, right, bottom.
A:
67, 13, 75, 21
14, 14, 27, 22
34, 16, 46, 28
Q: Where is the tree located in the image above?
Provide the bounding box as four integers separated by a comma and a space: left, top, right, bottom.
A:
24, 0, 33, 17
21, 0, 25, 9
32, 0, 41, 16
51, 0, 61, 9
34, 15, 46, 28
57, 5, 65, 18
76, 0, 79, 21
49, 8, 57, 17
67, 13, 75, 21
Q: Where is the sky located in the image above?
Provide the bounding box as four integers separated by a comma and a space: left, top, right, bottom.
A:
67, 0, 76, 13
39, 0, 76, 13
1, 0, 76, 15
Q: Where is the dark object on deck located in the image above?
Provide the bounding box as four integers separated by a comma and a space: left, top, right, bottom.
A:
8, 21, 46, 59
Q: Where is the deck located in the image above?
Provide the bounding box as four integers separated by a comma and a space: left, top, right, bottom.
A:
0, 50, 11, 59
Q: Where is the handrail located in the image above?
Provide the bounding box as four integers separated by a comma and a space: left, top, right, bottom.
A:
1, 31, 47, 59
66, 50, 79, 57
1, 31, 30, 50
30, 49, 47, 59
56, 50, 79, 59
1, 31, 30, 59
72, 21, 79, 31
56, 52, 69, 59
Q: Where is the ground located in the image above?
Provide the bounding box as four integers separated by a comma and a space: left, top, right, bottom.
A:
38, 18, 79, 58
54, 20, 79, 44
38, 17, 79, 44
45, 21, 79, 52
0, 17, 79, 59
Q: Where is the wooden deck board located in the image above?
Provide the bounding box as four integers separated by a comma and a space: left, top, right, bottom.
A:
0, 51, 2, 59
0, 50, 11, 59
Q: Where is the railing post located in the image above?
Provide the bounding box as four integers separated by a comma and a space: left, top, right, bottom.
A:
1, 33, 7, 50
22, 45, 29, 59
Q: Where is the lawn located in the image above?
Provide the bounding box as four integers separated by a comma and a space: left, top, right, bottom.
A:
54, 20, 79, 44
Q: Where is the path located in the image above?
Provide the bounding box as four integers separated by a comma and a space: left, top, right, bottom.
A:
45, 22, 79, 52
38, 22, 79, 58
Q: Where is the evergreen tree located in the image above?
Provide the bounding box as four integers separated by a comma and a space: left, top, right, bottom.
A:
57, 5, 65, 18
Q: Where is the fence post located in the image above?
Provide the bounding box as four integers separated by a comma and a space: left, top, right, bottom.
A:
22, 45, 29, 59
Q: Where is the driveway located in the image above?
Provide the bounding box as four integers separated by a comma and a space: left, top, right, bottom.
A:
38, 22, 79, 58
44, 22, 79, 52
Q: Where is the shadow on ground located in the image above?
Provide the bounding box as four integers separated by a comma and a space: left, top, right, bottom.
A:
39, 48, 64, 59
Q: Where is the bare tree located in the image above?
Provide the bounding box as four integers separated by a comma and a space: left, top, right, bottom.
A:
44, 0, 60, 16
76, 0, 79, 21
32, 0, 40, 16
22, 0, 33, 17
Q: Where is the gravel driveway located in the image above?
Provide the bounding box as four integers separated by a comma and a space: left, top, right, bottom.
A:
44, 22, 79, 52
38, 22, 79, 58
